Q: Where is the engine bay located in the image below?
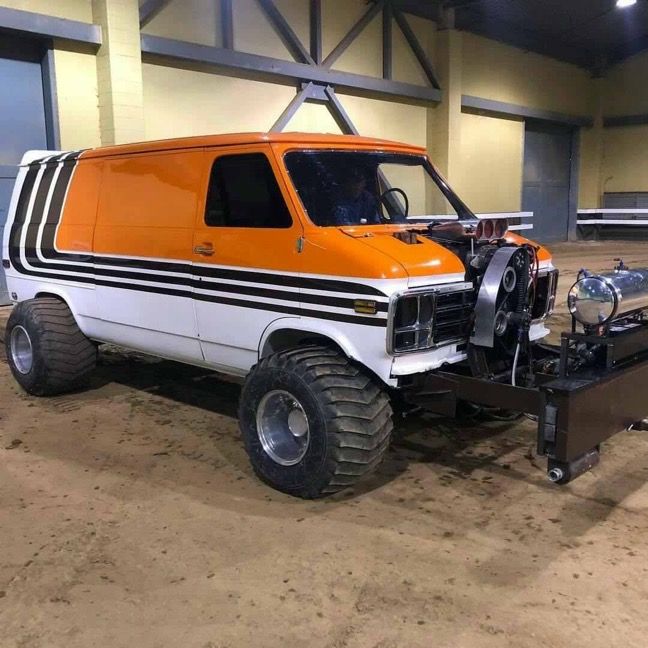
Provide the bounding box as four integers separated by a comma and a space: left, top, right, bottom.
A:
397, 218, 648, 486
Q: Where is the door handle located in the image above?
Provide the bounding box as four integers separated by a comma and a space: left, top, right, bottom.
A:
194, 244, 215, 256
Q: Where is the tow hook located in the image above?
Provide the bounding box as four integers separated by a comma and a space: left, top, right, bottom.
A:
547, 448, 600, 484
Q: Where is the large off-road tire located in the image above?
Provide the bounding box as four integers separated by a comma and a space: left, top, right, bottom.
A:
4, 298, 97, 396
239, 346, 393, 498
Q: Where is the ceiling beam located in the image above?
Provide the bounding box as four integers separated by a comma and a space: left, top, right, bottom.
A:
322, 0, 384, 69
221, 0, 233, 50
140, 0, 174, 28
393, 8, 440, 88
271, 82, 315, 131
141, 34, 442, 104
0, 6, 101, 46
325, 86, 360, 135
256, 0, 315, 65
310, 0, 322, 64
462, 95, 593, 127
383, 2, 393, 80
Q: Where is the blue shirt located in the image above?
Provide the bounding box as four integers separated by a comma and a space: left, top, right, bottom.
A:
332, 191, 380, 225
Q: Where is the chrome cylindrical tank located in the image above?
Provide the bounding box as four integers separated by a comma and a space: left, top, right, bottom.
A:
568, 268, 648, 326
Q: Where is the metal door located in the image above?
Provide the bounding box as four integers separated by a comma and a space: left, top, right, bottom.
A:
522, 122, 573, 243
192, 146, 304, 374
0, 40, 49, 304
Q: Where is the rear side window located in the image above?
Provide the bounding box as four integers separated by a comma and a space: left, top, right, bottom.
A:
204, 153, 292, 228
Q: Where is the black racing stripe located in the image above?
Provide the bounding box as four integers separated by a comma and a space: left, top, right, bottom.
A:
196, 277, 389, 311
22, 252, 189, 285
93, 259, 389, 298
23, 164, 59, 255
27, 249, 390, 303
95, 278, 192, 299
302, 308, 387, 327
17, 252, 388, 314
95, 255, 192, 274
8, 165, 40, 269
90, 258, 389, 298
12, 262, 387, 328
194, 264, 386, 296
22, 158, 90, 269
9, 265, 95, 285
41, 153, 84, 261
27, 153, 67, 167
193, 292, 387, 327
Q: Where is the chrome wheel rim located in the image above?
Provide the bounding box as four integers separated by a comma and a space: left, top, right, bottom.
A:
10, 325, 33, 375
256, 390, 310, 466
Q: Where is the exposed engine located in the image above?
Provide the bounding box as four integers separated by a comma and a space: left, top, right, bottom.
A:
421, 218, 557, 384
397, 224, 648, 489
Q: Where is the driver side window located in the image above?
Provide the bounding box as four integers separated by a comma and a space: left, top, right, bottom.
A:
205, 153, 292, 228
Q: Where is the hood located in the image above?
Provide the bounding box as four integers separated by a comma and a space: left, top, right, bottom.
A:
339, 226, 466, 279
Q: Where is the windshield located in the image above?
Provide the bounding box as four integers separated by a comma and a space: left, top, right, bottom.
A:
284, 150, 473, 227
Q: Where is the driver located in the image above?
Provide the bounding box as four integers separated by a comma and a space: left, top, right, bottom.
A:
331, 168, 380, 225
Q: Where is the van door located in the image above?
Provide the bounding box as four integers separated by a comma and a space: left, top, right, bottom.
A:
93, 150, 203, 362
192, 146, 304, 373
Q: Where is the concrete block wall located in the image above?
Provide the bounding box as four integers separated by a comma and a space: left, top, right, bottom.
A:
92, 0, 145, 145
1, 0, 647, 212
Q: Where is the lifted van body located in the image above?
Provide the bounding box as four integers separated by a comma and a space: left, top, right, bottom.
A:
4, 133, 647, 497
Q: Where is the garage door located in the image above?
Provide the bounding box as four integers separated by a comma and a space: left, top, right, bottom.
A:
522, 122, 573, 243
0, 39, 50, 304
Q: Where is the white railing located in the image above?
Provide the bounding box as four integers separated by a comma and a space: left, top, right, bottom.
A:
407, 211, 533, 232
577, 208, 648, 226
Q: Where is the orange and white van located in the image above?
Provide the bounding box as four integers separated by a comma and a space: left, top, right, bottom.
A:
7, 132, 643, 498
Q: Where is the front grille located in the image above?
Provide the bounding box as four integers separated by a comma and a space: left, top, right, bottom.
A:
433, 289, 476, 345
389, 284, 476, 354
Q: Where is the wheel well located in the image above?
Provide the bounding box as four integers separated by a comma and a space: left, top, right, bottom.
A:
34, 292, 66, 304
261, 328, 346, 359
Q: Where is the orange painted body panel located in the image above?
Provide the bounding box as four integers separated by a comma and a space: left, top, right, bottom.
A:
52, 133, 552, 276
81, 132, 426, 160
94, 150, 203, 261
55, 158, 102, 254
194, 145, 304, 273
298, 229, 407, 279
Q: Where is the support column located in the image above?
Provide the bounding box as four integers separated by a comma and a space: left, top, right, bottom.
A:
427, 16, 462, 193
579, 77, 605, 208
92, 0, 145, 145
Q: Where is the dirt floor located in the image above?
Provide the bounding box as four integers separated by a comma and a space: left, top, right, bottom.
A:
2, 241, 648, 648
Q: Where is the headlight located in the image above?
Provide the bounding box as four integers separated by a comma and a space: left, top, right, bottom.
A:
391, 293, 435, 352
388, 284, 474, 354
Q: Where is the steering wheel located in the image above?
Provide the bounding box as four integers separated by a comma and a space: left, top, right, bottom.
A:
379, 187, 409, 220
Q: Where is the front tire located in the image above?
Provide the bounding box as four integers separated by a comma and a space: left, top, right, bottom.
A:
5, 298, 97, 396
239, 346, 393, 498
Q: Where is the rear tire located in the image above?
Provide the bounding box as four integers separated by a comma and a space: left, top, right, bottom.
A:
5, 298, 97, 396
239, 346, 393, 498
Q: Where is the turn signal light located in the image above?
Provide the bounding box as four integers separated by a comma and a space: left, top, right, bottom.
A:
354, 299, 378, 315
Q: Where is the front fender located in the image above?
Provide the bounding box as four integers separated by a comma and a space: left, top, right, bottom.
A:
258, 316, 363, 361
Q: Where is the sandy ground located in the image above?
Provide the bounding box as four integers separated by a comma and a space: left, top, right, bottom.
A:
2, 241, 648, 648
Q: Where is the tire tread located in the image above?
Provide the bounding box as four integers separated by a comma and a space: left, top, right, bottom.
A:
240, 344, 393, 498
5, 297, 96, 396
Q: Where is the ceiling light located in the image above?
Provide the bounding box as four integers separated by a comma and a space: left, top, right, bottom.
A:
616, 0, 637, 8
